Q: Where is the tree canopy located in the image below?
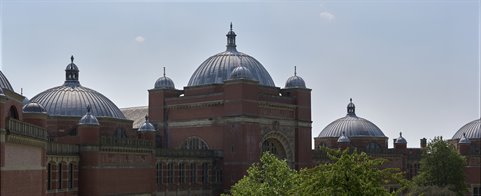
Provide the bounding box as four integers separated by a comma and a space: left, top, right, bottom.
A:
227, 149, 407, 196
228, 152, 297, 196
413, 136, 467, 195
293, 148, 406, 196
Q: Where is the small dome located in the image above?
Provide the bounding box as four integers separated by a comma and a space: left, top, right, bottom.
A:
154, 67, 175, 89
285, 66, 306, 89
395, 132, 407, 144
458, 133, 471, 144
139, 116, 155, 132
229, 66, 255, 80
22, 102, 47, 114
318, 99, 386, 138
188, 24, 275, 87
79, 106, 99, 125
452, 119, 480, 140
0, 70, 14, 91
337, 131, 351, 143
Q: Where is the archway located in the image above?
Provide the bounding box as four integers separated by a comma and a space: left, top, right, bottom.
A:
262, 138, 287, 160
9, 106, 19, 119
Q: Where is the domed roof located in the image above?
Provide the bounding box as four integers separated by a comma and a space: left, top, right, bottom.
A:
318, 99, 386, 138
452, 119, 480, 140
29, 56, 126, 119
285, 66, 306, 89
138, 116, 155, 132
395, 132, 407, 144
187, 24, 275, 87
154, 67, 175, 89
229, 66, 255, 81
0, 70, 14, 91
337, 131, 351, 143
79, 106, 99, 125
22, 102, 47, 114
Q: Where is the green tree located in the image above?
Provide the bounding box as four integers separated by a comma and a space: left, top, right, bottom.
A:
228, 152, 297, 196
293, 148, 407, 196
413, 136, 467, 195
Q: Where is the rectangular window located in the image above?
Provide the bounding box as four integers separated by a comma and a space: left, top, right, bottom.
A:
68, 163, 73, 189
58, 163, 62, 190
156, 162, 162, 185
179, 163, 185, 184
474, 187, 481, 196
47, 163, 52, 190
191, 163, 196, 184
167, 163, 173, 184
202, 163, 209, 184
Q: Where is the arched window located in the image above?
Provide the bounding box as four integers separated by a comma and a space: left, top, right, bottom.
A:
262, 138, 286, 159
180, 137, 208, 150
167, 162, 173, 184
190, 163, 196, 184
9, 106, 19, 119
179, 162, 185, 184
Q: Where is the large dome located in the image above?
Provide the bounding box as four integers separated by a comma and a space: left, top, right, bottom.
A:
29, 56, 126, 119
452, 119, 480, 140
0, 70, 14, 91
318, 99, 386, 138
187, 24, 275, 87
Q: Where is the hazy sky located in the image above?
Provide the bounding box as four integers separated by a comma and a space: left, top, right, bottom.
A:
1, 0, 480, 147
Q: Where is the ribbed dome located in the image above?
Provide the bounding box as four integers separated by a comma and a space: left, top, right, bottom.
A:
139, 116, 155, 132
285, 66, 306, 89
79, 106, 99, 125
187, 24, 275, 87
29, 56, 126, 119
23, 102, 47, 114
0, 70, 14, 91
318, 99, 386, 138
229, 66, 255, 80
154, 67, 175, 89
452, 119, 480, 140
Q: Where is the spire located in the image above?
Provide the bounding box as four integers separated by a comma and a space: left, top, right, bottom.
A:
294, 66, 297, 76
163, 67, 166, 77
226, 22, 237, 51
71, 55, 74, 63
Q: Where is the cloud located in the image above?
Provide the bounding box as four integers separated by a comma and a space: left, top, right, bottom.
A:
135, 36, 145, 43
320, 11, 335, 22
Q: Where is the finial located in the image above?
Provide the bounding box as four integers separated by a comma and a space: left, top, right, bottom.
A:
350, 98, 352, 103
21, 88, 23, 95
70, 55, 74, 63
294, 66, 297, 76
463, 132, 466, 137
230, 22, 233, 31
163, 67, 166, 77
399, 132, 402, 137
145, 115, 149, 121
342, 131, 346, 136
87, 105, 91, 113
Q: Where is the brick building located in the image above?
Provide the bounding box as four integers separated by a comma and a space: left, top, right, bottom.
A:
0, 25, 479, 195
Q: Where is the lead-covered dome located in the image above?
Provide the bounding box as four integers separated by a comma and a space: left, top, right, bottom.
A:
187, 24, 275, 87
318, 99, 386, 138
22, 102, 47, 114
229, 66, 255, 81
29, 56, 126, 119
285, 66, 306, 89
452, 119, 480, 140
154, 67, 175, 89
0, 70, 14, 91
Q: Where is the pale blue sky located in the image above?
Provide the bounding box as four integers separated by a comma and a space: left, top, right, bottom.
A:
1, 0, 479, 147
